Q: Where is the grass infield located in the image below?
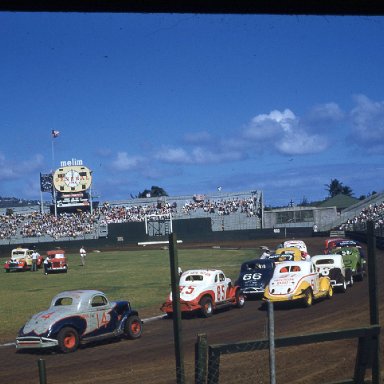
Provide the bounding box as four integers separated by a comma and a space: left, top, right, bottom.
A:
0, 246, 261, 343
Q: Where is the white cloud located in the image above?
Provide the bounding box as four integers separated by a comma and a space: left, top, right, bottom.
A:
243, 108, 329, 155
155, 146, 244, 164
111, 152, 144, 171
0, 153, 44, 180
155, 147, 191, 163
276, 130, 328, 155
350, 94, 384, 153
243, 109, 295, 140
304, 102, 344, 129
183, 131, 212, 144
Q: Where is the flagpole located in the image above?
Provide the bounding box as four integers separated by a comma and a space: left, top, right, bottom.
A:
39, 173, 44, 214
51, 131, 57, 217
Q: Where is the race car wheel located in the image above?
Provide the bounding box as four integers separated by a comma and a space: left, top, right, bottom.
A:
200, 296, 213, 318
355, 266, 364, 282
339, 278, 347, 293
303, 289, 313, 307
235, 290, 245, 309
124, 315, 143, 339
57, 327, 79, 353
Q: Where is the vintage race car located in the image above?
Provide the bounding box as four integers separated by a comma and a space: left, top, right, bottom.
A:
160, 269, 245, 317
323, 237, 347, 254
311, 254, 353, 292
44, 249, 68, 274
324, 238, 362, 254
263, 260, 333, 306
331, 246, 366, 282
267, 247, 304, 263
281, 239, 309, 255
16, 290, 142, 353
4, 248, 43, 272
235, 259, 275, 298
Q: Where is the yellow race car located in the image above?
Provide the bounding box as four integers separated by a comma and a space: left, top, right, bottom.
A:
263, 260, 333, 307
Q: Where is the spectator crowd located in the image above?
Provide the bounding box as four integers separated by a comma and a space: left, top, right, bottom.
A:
0, 195, 260, 240
0, 211, 99, 240
339, 201, 384, 231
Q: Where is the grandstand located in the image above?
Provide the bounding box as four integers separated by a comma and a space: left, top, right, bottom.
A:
2, 189, 384, 247
103, 190, 263, 232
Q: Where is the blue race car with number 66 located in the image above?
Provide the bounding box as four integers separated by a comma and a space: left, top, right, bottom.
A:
16, 290, 143, 353
235, 259, 275, 299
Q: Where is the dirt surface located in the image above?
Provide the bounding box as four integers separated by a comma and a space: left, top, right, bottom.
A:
0, 237, 383, 384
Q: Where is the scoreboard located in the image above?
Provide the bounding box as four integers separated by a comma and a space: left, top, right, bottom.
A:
52, 165, 93, 210
53, 165, 92, 193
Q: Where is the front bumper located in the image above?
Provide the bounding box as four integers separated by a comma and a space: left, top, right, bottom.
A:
160, 301, 201, 313
16, 336, 58, 349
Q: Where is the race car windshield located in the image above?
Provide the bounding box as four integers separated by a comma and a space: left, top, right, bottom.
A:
185, 275, 204, 282
242, 263, 269, 271
315, 259, 334, 265
54, 297, 73, 306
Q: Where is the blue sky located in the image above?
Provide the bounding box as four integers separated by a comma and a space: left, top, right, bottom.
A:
1, 13, 383, 206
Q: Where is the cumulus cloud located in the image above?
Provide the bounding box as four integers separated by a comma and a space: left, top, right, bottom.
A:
0, 153, 44, 180
303, 102, 344, 130
155, 147, 191, 163
111, 152, 144, 171
350, 94, 384, 153
183, 131, 212, 144
243, 109, 295, 140
242, 108, 329, 155
155, 146, 244, 164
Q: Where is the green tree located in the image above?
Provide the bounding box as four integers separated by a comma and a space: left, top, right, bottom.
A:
325, 178, 353, 198
138, 186, 168, 198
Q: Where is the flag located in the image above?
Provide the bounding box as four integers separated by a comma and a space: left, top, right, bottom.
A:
40, 173, 53, 192
217, 186, 222, 191
52, 130, 60, 138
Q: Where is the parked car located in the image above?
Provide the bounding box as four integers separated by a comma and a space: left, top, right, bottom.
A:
44, 249, 68, 274
235, 259, 275, 299
311, 254, 353, 292
160, 269, 245, 318
263, 260, 333, 307
331, 246, 366, 282
4, 248, 43, 272
16, 290, 142, 353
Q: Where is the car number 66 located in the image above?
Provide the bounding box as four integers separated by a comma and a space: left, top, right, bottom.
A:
243, 273, 262, 280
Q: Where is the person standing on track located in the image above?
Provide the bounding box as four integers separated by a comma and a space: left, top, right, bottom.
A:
80, 246, 87, 266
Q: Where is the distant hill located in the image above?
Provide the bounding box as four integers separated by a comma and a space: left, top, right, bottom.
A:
0, 197, 40, 208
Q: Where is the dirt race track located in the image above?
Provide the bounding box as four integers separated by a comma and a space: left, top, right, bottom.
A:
0, 237, 383, 384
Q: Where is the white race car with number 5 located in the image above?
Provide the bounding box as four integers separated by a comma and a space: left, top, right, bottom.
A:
263, 261, 333, 307
160, 269, 245, 318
